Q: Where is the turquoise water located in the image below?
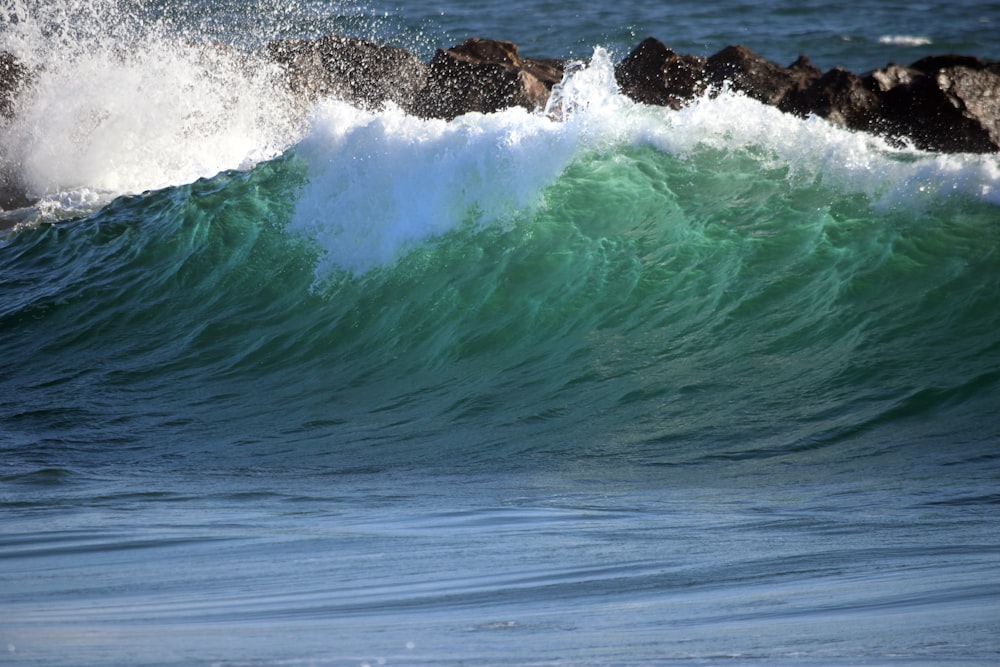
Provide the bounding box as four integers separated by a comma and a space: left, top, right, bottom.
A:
2, 1, 1000, 665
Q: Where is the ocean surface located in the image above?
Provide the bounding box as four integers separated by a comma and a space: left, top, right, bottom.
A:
2, 1, 1000, 665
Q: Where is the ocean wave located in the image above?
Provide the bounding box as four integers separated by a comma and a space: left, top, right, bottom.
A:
283, 48, 1000, 279
6, 106, 998, 468
3, 0, 998, 237
4, 4, 1000, 665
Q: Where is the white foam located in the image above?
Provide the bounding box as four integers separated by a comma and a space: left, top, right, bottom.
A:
289, 100, 569, 277
878, 35, 933, 47
289, 47, 1000, 277
3, 2, 996, 256
289, 48, 657, 278
641, 87, 1000, 209
0, 0, 305, 213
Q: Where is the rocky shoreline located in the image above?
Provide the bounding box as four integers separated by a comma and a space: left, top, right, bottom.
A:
265, 34, 1000, 154
3, 35, 999, 211
262, 35, 1000, 154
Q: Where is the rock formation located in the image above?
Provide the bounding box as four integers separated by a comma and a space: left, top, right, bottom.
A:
614, 37, 707, 109
614, 37, 1000, 153
409, 38, 565, 119
1, 52, 32, 212
705, 44, 810, 106
265, 34, 1000, 153
5, 37, 999, 153
266, 34, 428, 112
265, 36, 565, 120
873, 55, 1000, 153
2, 36, 1000, 213
1, 51, 30, 119
782, 67, 882, 134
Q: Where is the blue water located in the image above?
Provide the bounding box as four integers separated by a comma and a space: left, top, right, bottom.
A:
2, 1, 1000, 665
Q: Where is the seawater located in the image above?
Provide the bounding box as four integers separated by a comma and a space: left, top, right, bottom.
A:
1, 1, 999, 665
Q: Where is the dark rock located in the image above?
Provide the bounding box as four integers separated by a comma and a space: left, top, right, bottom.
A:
941, 66, 1000, 147
266, 35, 427, 111
259, 33, 1000, 152
621, 40, 1000, 153
782, 67, 882, 132
1, 176, 33, 212
775, 54, 823, 113
1, 51, 30, 119
704, 44, 802, 105
875, 58, 1000, 152
7, 34, 1000, 156
614, 37, 707, 109
908, 54, 995, 75
785, 54, 824, 90
411, 38, 565, 119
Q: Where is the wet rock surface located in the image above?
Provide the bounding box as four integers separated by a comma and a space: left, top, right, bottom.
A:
410, 38, 566, 120
1, 51, 30, 119
264, 34, 1000, 152
614, 37, 707, 109
265, 34, 428, 112
615, 38, 1000, 153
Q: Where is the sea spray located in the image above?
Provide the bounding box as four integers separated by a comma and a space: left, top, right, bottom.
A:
0, 0, 305, 217
284, 52, 613, 280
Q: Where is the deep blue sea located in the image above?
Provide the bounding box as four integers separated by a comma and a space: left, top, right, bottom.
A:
2, 1, 1000, 665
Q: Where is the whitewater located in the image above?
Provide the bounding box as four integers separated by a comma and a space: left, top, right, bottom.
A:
2, 1, 999, 665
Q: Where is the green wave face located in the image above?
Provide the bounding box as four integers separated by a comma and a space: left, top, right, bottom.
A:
2, 109, 999, 473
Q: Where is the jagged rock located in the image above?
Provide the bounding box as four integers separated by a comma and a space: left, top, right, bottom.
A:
785, 55, 825, 91
874, 56, 1000, 152
255, 34, 1000, 152
266, 34, 428, 111
614, 39, 1000, 153
704, 44, 804, 105
411, 38, 565, 119
866, 62, 920, 93
941, 66, 1000, 147
909, 54, 993, 75
782, 67, 882, 132
1, 51, 30, 119
614, 37, 707, 109
4, 35, 1000, 156
703, 45, 882, 134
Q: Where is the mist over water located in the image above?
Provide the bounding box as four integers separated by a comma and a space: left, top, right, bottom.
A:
0, 0, 307, 218
2, 1, 999, 666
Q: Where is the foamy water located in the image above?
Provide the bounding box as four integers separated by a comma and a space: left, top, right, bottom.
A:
1, 0, 305, 217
